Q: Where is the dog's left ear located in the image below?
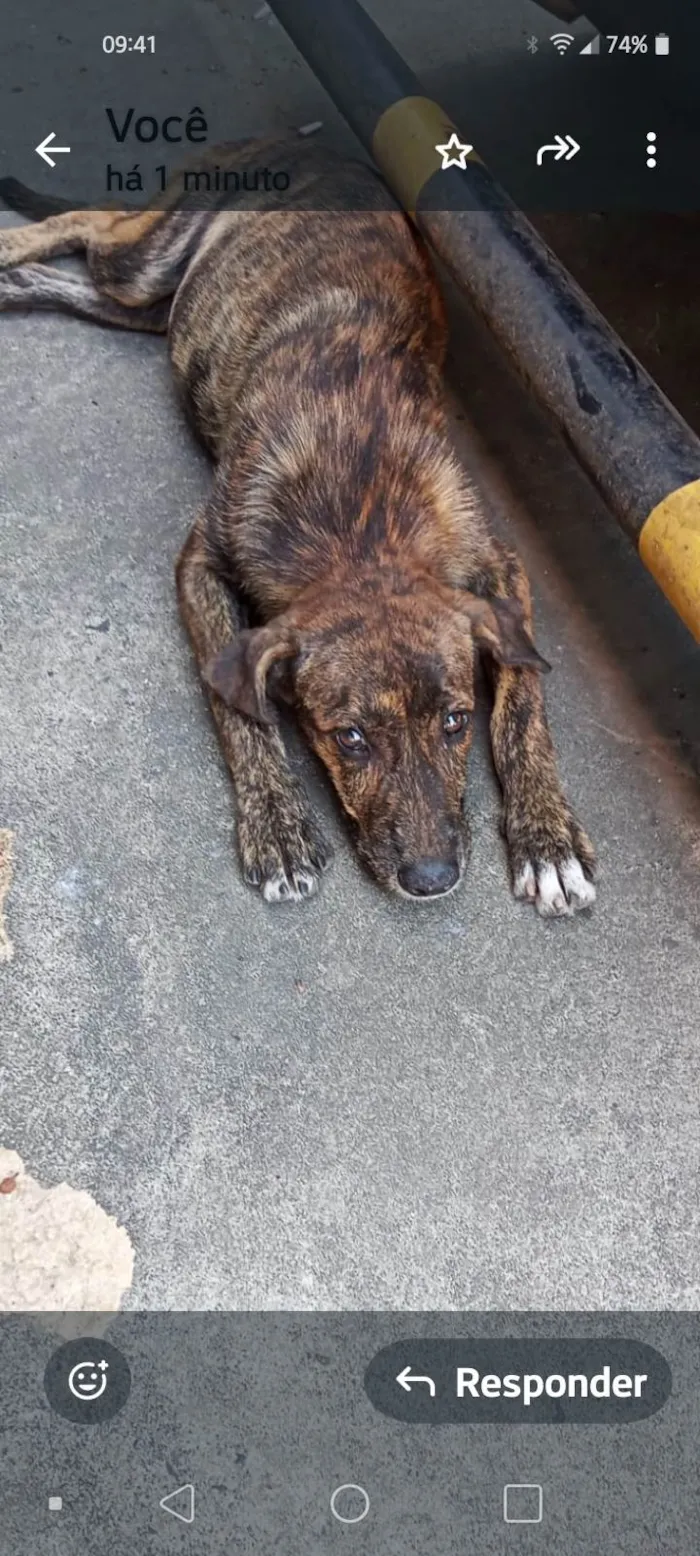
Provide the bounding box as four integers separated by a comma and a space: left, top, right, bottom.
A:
459, 593, 551, 671
203, 619, 299, 724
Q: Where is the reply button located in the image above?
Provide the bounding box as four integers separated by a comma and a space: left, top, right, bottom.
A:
364, 1339, 671, 1424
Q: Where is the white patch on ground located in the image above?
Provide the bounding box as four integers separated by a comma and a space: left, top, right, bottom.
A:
0, 829, 14, 962
0, 1149, 134, 1335
56, 865, 86, 900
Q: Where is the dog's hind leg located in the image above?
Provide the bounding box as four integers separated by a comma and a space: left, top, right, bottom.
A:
176, 516, 333, 903
0, 263, 170, 330
0, 208, 120, 269
0, 196, 196, 311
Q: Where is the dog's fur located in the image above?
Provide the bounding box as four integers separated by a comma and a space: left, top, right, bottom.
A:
0, 137, 596, 911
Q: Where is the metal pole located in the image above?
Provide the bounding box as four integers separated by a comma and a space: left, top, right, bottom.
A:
268, 0, 700, 642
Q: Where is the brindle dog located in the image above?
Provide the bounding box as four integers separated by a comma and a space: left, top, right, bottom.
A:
0, 137, 596, 912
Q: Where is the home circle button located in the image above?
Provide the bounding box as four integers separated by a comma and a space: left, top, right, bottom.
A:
330, 1484, 370, 1524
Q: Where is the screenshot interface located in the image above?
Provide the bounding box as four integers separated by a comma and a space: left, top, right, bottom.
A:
1, 1, 699, 1552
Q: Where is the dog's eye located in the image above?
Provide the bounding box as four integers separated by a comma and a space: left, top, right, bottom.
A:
443, 710, 470, 740
335, 726, 368, 755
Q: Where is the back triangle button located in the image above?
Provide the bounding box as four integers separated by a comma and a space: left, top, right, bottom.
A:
159, 1483, 195, 1523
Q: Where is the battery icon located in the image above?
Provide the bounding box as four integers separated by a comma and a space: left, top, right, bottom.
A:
655, 33, 670, 54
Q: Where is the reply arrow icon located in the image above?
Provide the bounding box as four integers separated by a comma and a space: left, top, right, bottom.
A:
36, 132, 71, 168
396, 1365, 436, 1396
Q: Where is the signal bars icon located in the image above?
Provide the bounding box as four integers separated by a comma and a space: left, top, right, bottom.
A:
550, 32, 575, 53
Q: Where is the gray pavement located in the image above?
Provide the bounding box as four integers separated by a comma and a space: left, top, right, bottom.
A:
1, 1, 700, 1311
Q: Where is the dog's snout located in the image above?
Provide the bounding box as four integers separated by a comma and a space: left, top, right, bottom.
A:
397, 856, 460, 898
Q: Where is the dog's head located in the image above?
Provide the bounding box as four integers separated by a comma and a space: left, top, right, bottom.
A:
204, 577, 548, 899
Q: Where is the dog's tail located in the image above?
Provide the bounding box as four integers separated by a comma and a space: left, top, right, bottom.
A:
0, 177, 89, 221
0, 263, 170, 332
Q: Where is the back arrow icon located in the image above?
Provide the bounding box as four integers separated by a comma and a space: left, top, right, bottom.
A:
159, 1483, 195, 1524
536, 133, 580, 165
396, 1365, 436, 1395
36, 133, 71, 168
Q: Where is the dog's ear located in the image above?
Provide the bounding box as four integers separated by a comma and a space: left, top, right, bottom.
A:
203, 621, 299, 724
458, 593, 551, 671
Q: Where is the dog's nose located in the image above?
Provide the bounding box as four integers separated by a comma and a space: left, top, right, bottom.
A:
397, 857, 460, 898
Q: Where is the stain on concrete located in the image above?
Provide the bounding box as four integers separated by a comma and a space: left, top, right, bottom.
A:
0, 1148, 134, 1329
0, 829, 14, 962
56, 864, 87, 901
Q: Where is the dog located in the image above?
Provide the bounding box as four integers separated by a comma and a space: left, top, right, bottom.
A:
0, 136, 596, 912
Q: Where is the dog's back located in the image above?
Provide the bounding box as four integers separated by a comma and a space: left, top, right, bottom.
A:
163, 139, 448, 457
0, 135, 457, 617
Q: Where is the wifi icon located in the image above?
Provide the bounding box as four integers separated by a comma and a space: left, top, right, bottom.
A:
550, 32, 575, 53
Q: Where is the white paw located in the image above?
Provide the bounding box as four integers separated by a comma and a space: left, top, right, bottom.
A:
261, 868, 320, 904
514, 855, 596, 918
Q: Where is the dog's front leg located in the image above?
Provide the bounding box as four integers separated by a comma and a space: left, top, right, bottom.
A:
486, 547, 597, 918
176, 519, 332, 902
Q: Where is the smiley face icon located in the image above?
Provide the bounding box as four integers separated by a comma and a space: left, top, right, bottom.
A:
68, 1359, 109, 1402
45, 1339, 130, 1424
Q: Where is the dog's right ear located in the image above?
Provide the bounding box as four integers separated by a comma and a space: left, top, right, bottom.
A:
203, 621, 298, 724
458, 593, 551, 671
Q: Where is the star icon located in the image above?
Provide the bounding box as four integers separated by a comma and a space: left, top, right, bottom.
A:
435, 132, 474, 171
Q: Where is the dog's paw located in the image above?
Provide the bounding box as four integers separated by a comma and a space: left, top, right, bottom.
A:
509, 813, 596, 919
237, 793, 333, 904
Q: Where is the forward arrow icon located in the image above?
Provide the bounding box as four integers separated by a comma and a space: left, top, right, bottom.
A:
536, 133, 580, 166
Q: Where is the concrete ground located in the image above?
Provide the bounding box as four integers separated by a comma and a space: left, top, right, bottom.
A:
1, 0, 700, 1311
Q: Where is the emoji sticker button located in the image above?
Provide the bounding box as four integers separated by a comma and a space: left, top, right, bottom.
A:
44, 1337, 131, 1424
68, 1359, 109, 1401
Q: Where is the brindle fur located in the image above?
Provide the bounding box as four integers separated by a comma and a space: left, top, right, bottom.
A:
0, 137, 596, 911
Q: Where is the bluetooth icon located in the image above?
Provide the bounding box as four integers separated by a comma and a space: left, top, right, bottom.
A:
526, 35, 539, 54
